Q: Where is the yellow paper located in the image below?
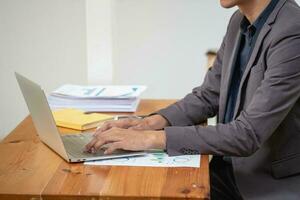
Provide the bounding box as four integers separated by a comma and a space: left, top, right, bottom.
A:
52, 109, 113, 130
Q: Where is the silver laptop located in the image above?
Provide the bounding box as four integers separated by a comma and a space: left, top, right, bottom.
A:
15, 72, 145, 162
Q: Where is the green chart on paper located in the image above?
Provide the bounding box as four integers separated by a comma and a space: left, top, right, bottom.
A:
85, 150, 201, 168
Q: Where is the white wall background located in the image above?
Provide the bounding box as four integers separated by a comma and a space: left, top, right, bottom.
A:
86, 0, 114, 84
0, 0, 87, 139
2, 0, 298, 140
112, 0, 234, 99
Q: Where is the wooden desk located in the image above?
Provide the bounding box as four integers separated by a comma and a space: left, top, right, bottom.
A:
0, 99, 210, 200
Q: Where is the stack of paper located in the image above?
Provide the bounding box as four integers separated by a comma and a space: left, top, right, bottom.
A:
52, 109, 113, 130
48, 84, 146, 112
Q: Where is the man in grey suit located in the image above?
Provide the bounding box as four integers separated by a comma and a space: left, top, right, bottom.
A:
86, 0, 300, 199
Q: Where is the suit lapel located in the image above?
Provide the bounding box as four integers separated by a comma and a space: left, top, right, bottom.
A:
233, 24, 272, 119
219, 33, 242, 123
232, 0, 288, 119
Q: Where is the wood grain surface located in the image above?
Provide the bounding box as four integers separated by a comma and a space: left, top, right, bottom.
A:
0, 99, 210, 200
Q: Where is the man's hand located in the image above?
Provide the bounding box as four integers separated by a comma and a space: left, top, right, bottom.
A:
85, 127, 166, 154
94, 114, 169, 138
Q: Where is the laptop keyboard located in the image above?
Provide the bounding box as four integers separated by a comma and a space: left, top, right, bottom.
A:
61, 133, 105, 158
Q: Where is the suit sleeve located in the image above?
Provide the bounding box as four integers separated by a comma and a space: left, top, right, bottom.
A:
165, 32, 300, 156
156, 39, 224, 126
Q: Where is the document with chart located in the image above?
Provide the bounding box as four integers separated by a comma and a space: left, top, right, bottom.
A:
48, 84, 146, 112
84, 151, 201, 168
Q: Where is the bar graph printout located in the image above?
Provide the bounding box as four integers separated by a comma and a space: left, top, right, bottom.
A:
52, 85, 147, 99
48, 85, 146, 112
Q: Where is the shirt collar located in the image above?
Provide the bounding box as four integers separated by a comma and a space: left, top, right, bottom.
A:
240, 0, 279, 35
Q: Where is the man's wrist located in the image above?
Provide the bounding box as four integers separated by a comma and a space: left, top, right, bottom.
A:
144, 114, 169, 130
148, 130, 166, 150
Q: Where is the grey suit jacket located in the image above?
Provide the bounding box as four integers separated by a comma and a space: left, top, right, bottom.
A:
157, 0, 300, 199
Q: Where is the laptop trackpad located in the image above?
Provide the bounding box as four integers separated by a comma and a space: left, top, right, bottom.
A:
61, 133, 129, 159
